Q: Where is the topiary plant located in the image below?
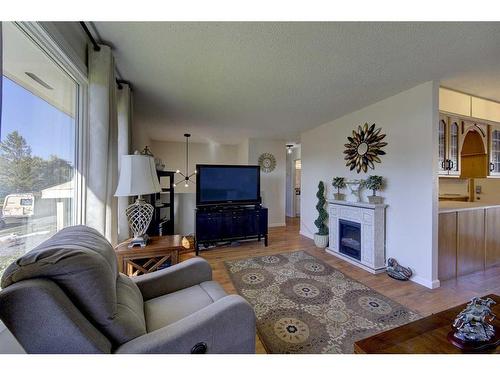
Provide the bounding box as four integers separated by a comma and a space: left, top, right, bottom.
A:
364, 175, 384, 196
314, 181, 328, 235
332, 177, 346, 194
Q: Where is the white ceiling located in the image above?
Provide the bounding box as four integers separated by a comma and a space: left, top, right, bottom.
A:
93, 22, 500, 144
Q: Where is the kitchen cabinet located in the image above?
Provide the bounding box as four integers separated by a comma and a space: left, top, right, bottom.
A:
457, 209, 485, 277
489, 125, 500, 176
485, 207, 500, 268
438, 114, 461, 175
438, 204, 500, 281
439, 88, 471, 117
460, 120, 489, 178
438, 212, 457, 281
471, 97, 500, 123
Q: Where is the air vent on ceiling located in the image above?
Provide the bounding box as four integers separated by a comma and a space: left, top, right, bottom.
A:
25, 72, 53, 90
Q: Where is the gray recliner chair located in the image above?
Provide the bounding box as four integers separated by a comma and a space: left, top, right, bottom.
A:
0, 225, 256, 354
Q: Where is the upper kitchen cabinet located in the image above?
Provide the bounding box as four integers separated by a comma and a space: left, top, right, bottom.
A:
439, 87, 500, 178
438, 115, 461, 176
439, 88, 471, 117
460, 121, 488, 178
471, 97, 500, 123
490, 125, 500, 176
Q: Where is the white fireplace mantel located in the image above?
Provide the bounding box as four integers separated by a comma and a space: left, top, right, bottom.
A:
326, 199, 387, 274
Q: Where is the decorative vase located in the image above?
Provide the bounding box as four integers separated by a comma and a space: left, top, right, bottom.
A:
345, 179, 362, 202
333, 193, 345, 201
368, 195, 384, 204
314, 233, 329, 248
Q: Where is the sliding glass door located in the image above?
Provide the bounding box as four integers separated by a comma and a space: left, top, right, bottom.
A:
0, 22, 83, 278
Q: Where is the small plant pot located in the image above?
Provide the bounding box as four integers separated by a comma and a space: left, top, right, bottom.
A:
368, 195, 384, 204
314, 233, 329, 248
333, 193, 345, 201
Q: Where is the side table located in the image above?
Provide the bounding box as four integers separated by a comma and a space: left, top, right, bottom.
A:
114, 235, 190, 276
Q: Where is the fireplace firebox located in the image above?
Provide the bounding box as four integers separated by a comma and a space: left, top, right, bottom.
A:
338, 219, 361, 261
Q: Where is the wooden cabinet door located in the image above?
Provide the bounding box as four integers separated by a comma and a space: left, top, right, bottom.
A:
485, 207, 500, 268
196, 212, 222, 241
438, 212, 457, 281
447, 118, 461, 175
457, 209, 485, 277
438, 116, 448, 174
489, 126, 500, 176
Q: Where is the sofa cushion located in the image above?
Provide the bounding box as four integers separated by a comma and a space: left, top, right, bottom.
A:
114, 274, 147, 341
0, 225, 146, 346
144, 281, 227, 332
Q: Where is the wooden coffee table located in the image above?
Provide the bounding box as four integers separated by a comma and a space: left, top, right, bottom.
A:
115, 235, 191, 276
354, 294, 500, 354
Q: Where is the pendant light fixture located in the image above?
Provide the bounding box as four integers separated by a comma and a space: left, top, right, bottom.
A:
174, 134, 196, 188
286, 144, 294, 154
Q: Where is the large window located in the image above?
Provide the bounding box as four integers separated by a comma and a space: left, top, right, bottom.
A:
0, 22, 83, 278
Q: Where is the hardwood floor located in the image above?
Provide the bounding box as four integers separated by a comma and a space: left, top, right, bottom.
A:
180, 217, 500, 354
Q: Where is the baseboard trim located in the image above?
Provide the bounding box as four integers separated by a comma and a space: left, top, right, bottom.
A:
410, 275, 441, 289
325, 248, 386, 274
269, 222, 286, 228
299, 230, 313, 239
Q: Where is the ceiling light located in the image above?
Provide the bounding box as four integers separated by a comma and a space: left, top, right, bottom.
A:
175, 134, 196, 187
286, 144, 294, 154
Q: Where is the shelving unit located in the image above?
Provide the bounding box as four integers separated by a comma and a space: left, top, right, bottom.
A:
147, 170, 175, 236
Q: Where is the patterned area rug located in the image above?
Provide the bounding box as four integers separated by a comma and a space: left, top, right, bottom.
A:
225, 250, 420, 353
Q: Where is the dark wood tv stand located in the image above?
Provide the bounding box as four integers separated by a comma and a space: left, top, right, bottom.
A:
195, 205, 268, 255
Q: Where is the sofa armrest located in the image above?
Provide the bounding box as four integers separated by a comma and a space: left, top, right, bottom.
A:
132, 257, 212, 300
115, 295, 256, 354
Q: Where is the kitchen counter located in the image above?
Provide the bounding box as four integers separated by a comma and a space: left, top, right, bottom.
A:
439, 201, 500, 213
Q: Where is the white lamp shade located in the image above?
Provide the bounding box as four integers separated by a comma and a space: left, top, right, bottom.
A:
115, 155, 161, 197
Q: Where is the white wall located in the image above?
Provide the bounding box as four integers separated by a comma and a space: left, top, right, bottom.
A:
301, 82, 439, 288
131, 123, 151, 154
237, 139, 249, 164
248, 138, 286, 227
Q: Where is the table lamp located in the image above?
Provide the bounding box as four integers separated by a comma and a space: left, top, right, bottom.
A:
115, 153, 161, 247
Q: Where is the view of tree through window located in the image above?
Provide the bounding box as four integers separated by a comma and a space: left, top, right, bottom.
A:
0, 23, 78, 279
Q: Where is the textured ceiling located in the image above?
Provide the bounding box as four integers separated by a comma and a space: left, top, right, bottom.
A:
93, 22, 500, 144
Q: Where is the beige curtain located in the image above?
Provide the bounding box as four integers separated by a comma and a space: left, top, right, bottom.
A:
86, 44, 118, 244
0, 23, 3, 135
116, 83, 132, 243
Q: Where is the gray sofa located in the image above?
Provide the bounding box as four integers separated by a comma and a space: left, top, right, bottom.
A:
0, 225, 256, 354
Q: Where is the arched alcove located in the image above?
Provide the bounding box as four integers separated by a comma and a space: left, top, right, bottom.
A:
461, 130, 488, 178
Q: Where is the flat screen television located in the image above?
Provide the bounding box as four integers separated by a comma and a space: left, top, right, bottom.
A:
196, 164, 261, 206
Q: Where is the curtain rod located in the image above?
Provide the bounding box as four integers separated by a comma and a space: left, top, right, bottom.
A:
79, 22, 131, 90
79, 22, 100, 52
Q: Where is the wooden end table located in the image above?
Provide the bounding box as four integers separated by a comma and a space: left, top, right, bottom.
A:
354, 294, 499, 354
114, 235, 191, 276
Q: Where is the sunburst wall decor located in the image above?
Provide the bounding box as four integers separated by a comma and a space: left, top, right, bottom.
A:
344, 123, 387, 173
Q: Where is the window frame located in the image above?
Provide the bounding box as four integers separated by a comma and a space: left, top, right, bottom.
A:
5, 21, 89, 226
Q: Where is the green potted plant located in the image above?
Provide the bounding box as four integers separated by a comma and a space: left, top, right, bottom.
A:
364, 175, 384, 204
314, 181, 329, 248
332, 177, 346, 201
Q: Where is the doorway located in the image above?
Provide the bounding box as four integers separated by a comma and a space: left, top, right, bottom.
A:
294, 159, 301, 217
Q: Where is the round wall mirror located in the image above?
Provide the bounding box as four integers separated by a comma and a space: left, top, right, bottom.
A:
357, 142, 368, 155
